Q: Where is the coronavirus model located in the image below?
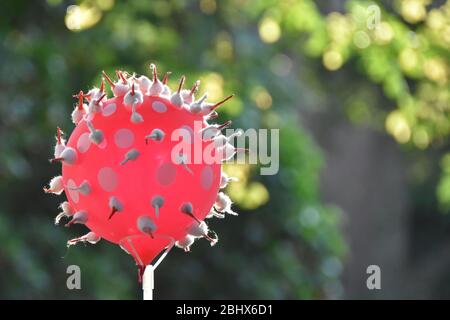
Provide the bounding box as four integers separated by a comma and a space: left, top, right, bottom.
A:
44, 64, 242, 290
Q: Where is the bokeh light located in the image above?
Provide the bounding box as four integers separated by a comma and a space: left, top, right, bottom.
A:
259, 17, 281, 43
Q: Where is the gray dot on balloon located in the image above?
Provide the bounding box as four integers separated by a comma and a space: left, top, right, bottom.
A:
201, 165, 214, 190
152, 101, 167, 113
114, 128, 135, 149
77, 132, 91, 153
98, 167, 118, 192
102, 103, 117, 117
157, 163, 177, 186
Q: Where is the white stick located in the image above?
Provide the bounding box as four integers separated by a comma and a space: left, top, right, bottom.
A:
142, 264, 154, 300
141, 238, 175, 300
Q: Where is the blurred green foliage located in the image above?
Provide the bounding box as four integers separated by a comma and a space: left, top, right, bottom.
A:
276, 0, 450, 208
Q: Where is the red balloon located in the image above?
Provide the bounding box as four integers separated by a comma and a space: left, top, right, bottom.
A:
46, 67, 239, 274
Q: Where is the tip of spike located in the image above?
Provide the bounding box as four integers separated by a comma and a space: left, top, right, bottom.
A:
190, 80, 200, 95
210, 94, 235, 111
150, 63, 158, 82
162, 71, 172, 85
177, 76, 186, 93
102, 70, 115, 89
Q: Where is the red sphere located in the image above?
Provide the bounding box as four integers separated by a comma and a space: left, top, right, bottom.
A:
62, 95, 221, 266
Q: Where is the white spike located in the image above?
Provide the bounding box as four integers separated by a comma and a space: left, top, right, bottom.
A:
136, 75, 151, 94
189, 94, 207, 114
43, 176, 64, 195
67, 232, 101, 247
124, 84, 144, 107
149, 64, 163, 96
200, 121, 232, 140
69, 180, 91, 195
213, 130, 243, 148
175, 234, 195, 252
187, 221, 218, 246
181, 80, 200, 104
215, 192, 238, 215
65, 210, 88, 227
220, 172, 239, 189
50, 147, 77, 165
54, 128, 66, 158
55, 201, 74, 225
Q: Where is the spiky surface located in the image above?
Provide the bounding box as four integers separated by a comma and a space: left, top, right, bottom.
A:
46, 66, 239, 267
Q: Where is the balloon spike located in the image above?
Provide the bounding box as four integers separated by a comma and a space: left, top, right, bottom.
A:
210, 94, 234, 111
108, 196, 123, 220
56, 127, 63, 144
150, 63, 158, 82
116, 70, 127, 84
218, 120, 232, 130
181, 203, 201, 224
49, 157, 63, 164
109, 207, 118, 220
99, 78, 105, 93
77, 91, 84, 110
102, 70, 115, 89
65, 211, 88, 227
177, 76, 185, 94
190, 80, 200, 95
162, 71, 172, 85
95, 93, 106, 105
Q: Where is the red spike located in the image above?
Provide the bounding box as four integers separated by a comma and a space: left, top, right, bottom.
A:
192, 215, 201, 225
131, 82, 135, 96
150, 64, 158, 82
162, 71, 172, 85
210, 94, 234, 111
108, 207, 118, 220
190, 80, 200, 95
218, 120, 232, 130
102, 71, 115, 89
95, 93, 106, 106
177, 76, 185, 93
116, 70, 127, 84
56, 127, 62, 144
99, 78, 105, 93
206, 111, 219, 120
77, 91, 84, 110
49, 157, 63, 164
